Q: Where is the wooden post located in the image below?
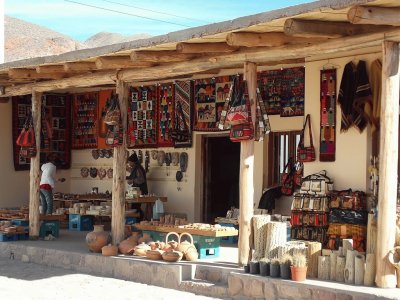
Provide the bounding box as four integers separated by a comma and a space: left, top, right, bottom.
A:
111, 80, 128, 245
238, 62, 256, 266
376, 41, 399, 288
29, 91, 42, 239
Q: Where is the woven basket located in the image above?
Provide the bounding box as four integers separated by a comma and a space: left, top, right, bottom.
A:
252, 215, 271, 260
264, 221, 287, 259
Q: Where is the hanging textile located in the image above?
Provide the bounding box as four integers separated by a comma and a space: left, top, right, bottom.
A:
157, 83, 174, 147
12, 94, 71, 171
174, 80, 193, 148
320, 69, 337, 162
370, 59, 382, 132
194, 76, 234, 131
338, 60, 373, 132
128, 85, 158, 148
258, 67, 305, 117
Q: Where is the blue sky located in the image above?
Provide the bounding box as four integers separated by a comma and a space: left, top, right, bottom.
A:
5, 0, 313, 42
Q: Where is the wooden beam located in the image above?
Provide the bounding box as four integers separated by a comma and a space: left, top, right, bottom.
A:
348, 6, 400, 26
176, 42, 237, 54
130, 50, 198, 63
3, 28, 400, 97
284, 18, 392, 39
9, 68, 68, 80
63, 62, 98, 72
29, 91, 42, 239
95, 56, 154, 69
36, 65, 65, 74
376, 41, 399, 288
3, 71, 116, 96
111, 79, 128, 245
238, 61, 256, 266
226, 32, 327, 47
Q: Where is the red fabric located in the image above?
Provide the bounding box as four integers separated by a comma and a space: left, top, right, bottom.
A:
40, 184, 52, 191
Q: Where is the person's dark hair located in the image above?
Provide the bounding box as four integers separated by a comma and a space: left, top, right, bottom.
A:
128, 152, 139, 164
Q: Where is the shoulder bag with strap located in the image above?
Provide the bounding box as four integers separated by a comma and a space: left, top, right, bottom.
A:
218, 76, 237, 130
297, 114, 316, 162
281, 157, 295, 196
16, 114, 35, 147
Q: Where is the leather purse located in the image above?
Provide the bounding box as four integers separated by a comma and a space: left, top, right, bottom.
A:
297, 114, 316, 162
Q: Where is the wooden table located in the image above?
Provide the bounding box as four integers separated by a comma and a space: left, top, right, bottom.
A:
134, 224, 238, 259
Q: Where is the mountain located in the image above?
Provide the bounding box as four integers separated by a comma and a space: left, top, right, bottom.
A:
4, 16, 152, 63
84, 32, 152, 48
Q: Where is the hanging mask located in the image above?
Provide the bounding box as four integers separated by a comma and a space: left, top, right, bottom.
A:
89, 167, 98, 178
171, 152, 179, 166
157, 151, 165, 166
81, 167, 89, 178
98, 168, 106, 180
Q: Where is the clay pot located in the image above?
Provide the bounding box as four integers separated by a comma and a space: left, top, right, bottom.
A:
134, 242, 151, 257
102, 244, 118, 256
146, 249, 164, 260
118, 238, 137, 255
86, 225, 111, 253
178, 232, 198, 261
162, 250, 183, 262
165, 232, 179, 250
291, 266, 307, 281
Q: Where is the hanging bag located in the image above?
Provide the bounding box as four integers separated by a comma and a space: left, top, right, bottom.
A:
104, 94, 121, 126
229, 82, 254, 142
171, 101, 190, 142
300, 170, 334, 195
297, 114, 316, 162
226, 81, 248, 126
281, 157, 295, 196
218, 77, 236, 130
16, 114, 35, 147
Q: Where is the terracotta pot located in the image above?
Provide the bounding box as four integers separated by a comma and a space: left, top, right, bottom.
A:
162, 250, 183, 262
118, 238, 137, 255
86, 225, 111, 253
165, 232, 179, 250
102, 244, 118, 256
146, 249, 164, 260
291, 266, 307, 281
134, 242, 151, 257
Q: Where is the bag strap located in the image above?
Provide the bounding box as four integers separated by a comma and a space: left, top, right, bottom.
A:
218, 77, 236, 130
299, 114, 313, 147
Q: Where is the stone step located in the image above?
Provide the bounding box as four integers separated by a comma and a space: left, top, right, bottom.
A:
194, 263, 242, 284
180, 279, 229, 298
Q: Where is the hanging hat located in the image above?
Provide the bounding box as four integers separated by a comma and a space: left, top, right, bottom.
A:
81, 167, 89, 178
98, 168, 106, 180
151, 150, 158, 160
180, 152, 188, 172
107, 168, 113, 179
171, 152, 179, 166
92, 149, 99, 160
157, 151, 166, 166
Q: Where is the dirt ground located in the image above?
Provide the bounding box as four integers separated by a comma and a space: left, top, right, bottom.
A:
0, 257, 220, 300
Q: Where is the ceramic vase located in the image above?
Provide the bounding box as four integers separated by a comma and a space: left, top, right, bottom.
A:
86, 225, 111, 253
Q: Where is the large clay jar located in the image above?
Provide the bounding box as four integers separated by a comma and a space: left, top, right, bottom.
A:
86, 225, 111, 253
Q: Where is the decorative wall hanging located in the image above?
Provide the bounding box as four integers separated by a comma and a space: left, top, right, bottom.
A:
72, 92, 98, 149
157, 83, 174, 147
258, 67, 305, 117
320, 69, 337, 162
97, 89, 115, 149
127, 86, 157, 148
194, 76, 234, 131
173, 80, 193, 147
12, 94, 71, 171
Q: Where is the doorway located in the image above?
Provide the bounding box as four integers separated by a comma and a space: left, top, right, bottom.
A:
202, 135, 240, 223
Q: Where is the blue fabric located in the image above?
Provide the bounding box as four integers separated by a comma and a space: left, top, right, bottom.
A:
40, 189, 53, 214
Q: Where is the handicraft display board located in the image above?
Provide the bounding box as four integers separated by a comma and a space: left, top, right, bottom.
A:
157, 83, 174, 147
258, 67, 305, 117
174, 80, 193, 148
72, 92, 98, 149
194, 76, 234, 131
12, 94, 71, 171
128, 86, 157, 148
320, 69, 337, 162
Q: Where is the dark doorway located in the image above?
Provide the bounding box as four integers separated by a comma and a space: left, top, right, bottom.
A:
203, 136, 240, 224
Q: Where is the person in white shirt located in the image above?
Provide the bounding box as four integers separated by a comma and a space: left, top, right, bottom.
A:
39, 154, 64, 214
